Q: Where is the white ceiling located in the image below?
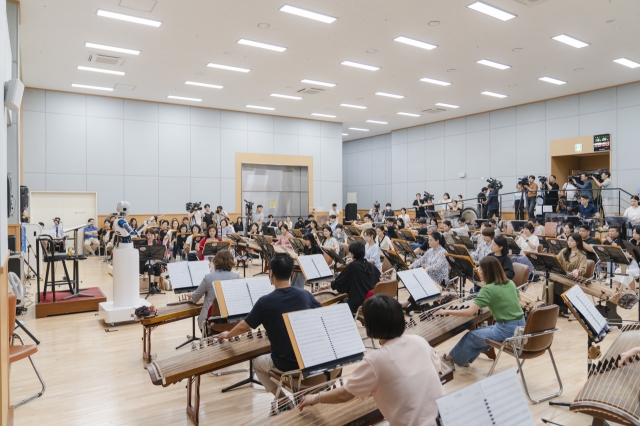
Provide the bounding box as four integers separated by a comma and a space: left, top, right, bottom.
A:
20, 0, 640, 141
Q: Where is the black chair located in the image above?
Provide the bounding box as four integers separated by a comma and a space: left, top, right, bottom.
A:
37, 235, 73, 302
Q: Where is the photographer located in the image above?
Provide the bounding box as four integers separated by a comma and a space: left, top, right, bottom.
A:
477, 187, 488, 219
572, 173, 593, 202
369, 202, 383, 223
523, 176, 538, 220
556, 196, 572, 215
188, 202, 203, 226
512, 183, 527, 220
543, 175, 560, 206
215, 205, 229, 225
486, 184, 500, 219
591, 170, 613, 215
203, 204, 214, 228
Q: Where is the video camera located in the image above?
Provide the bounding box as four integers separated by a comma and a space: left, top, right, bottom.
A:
568, 173, 582, 182
186, 202, 202, 213
422, 191, 434, 203
590, 168, 609, 182
373, 201, 381, 212
517, 176, 529, 187
538, 176, 548, 184
487, 178, 503, 190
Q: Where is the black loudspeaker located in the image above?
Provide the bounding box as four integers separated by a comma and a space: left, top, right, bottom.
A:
8, 235, 15, 253
20, 185, 29, 210
344, 203, 358, 222
8, 254, 23, 282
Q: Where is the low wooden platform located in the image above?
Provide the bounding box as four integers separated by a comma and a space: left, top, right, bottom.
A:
35, 287, 107, 318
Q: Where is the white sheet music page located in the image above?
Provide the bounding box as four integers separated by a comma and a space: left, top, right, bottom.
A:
318, 304, 365, 360
398, 268, 441, 301
480, 369, 535, 426
436, 382, 491, 426
566, 285, 608, 334
298, 254, 332, 281
167, 262, 194, 290
220, 279, 254, 317
246, 277, 272, 305
187, 261, 212, 287
287, 308, 335, 368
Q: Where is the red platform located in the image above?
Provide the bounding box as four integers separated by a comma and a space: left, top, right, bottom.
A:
35, 287, 107, 318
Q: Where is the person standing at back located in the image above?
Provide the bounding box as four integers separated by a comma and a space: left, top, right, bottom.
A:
524, 176, 538, 220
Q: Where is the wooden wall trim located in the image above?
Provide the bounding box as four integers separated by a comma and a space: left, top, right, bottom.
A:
0, 256, 10, 426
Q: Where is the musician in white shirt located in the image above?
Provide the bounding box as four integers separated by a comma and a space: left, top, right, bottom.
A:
321, 226, 340, 252
375, 226, 392, 251
329, 203, 340, 217
512, 223, 539, 279
396, 207, 410, 228
624, 196, 640, 224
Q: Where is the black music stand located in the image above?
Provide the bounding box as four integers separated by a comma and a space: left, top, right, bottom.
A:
290, 229, 304, 238
288, 238, 305, 256
623, 241, 640, 264
592, 244, 630, 291
546, 238, 568, 256
525, 252, 565, 304
606, 216, 629, 239
445, 254, 481, 297
510, 220, 528, 233
344, 225, 360, 237
382, 250, 409, 272
138, 245, 167, 299
451, 234, 475, 251
226, 234, 249, 278
426, 211, 442, 222
263, 226, 277, 239
348, 235, 365, 245
321, 247, 347, 273
505, 237, 522, 255
391, 238, 416, 263
397, 229, 416, 242
538, 236, 551, 252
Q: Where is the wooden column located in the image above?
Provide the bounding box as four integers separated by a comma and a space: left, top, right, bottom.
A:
0, 257, 10, 426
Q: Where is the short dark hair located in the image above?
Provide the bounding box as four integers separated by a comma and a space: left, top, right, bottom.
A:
487, 219, 496, 226
269, 253, 295, 280
257, 204, 263, 209
363, 228, 376, 239
336, 224, 343, 230
349, 241, 365, 259
529, 175, 535, 180
268, 215, 274, 218
362, 294, 405, 340
308, 214, 314, 218
550, 175, 556, 179
523, 223, 535, 233
103, 219, 110, 224
481, 227, 495, 237
579, 224, 591, 232
281, 224, 289, 231
634, 225, 640, 235
88, 218, 94, 222
479, 256, 509, 285
481, 187, 488, 192
330, 215, 337, 219
332, 203, 337, 207
418, 218, 427, 224
386, 203, 391, 207
580, 194, 589, 200
488, 183, 495, 189
610, 226, 620, 234
443, 220, 452, 227
493, 235, 508, 256
458, 218, 466, 223
204, 204, 210, 208
632, 196, 640, 202
364, 214, 372, 220
386, 217, 395, 223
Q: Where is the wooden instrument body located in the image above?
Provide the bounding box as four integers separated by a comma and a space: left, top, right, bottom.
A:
141, 302, 201, 363
550, 272, 637, 308
313, 290, 347, 306
571, 324, 640, 426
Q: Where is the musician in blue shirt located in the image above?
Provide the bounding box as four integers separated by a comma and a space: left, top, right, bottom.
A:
577, 194, 599, 219
572, 173, 593, 202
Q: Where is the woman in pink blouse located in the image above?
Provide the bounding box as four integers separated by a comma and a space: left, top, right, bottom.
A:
297, 294, 444, 426
274, 224, 293, 249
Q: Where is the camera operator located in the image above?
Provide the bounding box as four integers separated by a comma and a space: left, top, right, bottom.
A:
556, 196, 573, 215
513, 182, 527, 220
369, 201, 383, 223
486, 184, 500, 219
543, 175, 560, 206
203, 204, 214, 228
188, 202, 203, 227
523, 176, 538, 220
591, 170, 613, 215
215, 205, 229, 225
572, 173, 593, 203
477, 187, 488, 219
251, 204, 265, 226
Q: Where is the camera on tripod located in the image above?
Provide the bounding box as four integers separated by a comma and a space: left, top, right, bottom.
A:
517, 176, 529, 187
538, 176, 547, 184
186, 201, 201, 213
487, 178, 503, 190
590, 168, 608, 182
568, 173, 581, 182
422, 191, 434, 203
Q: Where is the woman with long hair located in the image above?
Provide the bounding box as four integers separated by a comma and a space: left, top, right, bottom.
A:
375, 225, 392, 251
363, 228, 381, 271
198, 225, 219, 261
233, 217, 244, 233
218, 219, 234, 237
291, 234, 324, 289
173, 224, 189, 261
557, 233, 587, 278
275, 223, 293, 249
321, 226, 339, 252
557, 222, 574, 240
129, 217, 138, 230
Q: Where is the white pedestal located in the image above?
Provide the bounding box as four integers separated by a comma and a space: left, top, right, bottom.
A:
99, 299, 151, 325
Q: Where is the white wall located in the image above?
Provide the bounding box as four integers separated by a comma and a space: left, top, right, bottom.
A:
21, 89, 343, 214
0, 0, 11, 263
343, 82, 640, 210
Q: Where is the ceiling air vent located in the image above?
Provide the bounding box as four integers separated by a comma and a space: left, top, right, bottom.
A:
88, 54, 125, 66
422, 108, 446, 114
297, 87, 324, 95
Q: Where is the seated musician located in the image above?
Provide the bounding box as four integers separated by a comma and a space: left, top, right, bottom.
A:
578, 224, 598, 264
557, 222, 574, 239
329, 215, 338, 232
331, 241, 381, 313
333, 224, 347, 244
264, 215, 277, 228
363, 229, 381, 271
233, 217, 244, 233
294, 216, 305, 230
181, 216, 191, 231
275, 224, 293, 248
614, 226, 640, 290
291, 234, 324, 289
438, 256, 525, 370
553, 233, 588, 311
487, 219, 501, 236
603, 226, 621, 246
451, 217, 469, 236
402, 232, 450, 314
197, 225, 218, 260
619, 346, 640, 367
98, 219, 114, 256
383, 203, 395, 220
512, 223, 539, 279
188, 251, 239, 331
624, 196, 640, 225
249, 222, 261, 236
298, 294, 444, 426
441, 220, 456, 245
354, 214, 374, 231
375, 226, 392, 251
83, 218, 100, 255
218, 254, 321, 410
285, 216, 294, 230
172, 224, 189, 261
397, 207, 410, 227
139, 230, 163, 294
304, 220, 319, 237
527, 219, 545, 236
488, 236, 515, 280
397, 217, 406, 229
303, 214, 314, 228
321, 226, 339, 252
409, 218, 429, 250
385, 217, 398, 239
413, 225, 437, 255
218, 219, 234, 237
471, 227, 494, 262
184, 224, 203, 261
577, 194, 599, 219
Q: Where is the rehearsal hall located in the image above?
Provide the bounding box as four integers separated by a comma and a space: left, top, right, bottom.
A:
3, 1, 640, 425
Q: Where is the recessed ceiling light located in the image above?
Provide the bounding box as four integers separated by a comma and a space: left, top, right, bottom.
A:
257, 23, 270, 29
71, 83, 113, 91
341, 61, 380, 71
574, 68, 584, 72
207, 63, 250, 73
477, 59, 511, 70
394, 36, 438, 50
77, 65, 124, 75
85, 42, 139, 55
311, 113, 337, 118
512, 48, 523, 52
340, 103, 367, 109
279, 4, 337, 24
366, 49, 378, 54
271, 93, 302, 100
539, 77, 567, 85
246, 105, 275, 110
481, 91, 508, 98
167, 95, 202, 102
419, 77, 451, 86
428, 21, 440, 26
300, 79, 336, 87
342, 133, 349, 136
375, 92, 404, 99
467, 1, 516, 21
435, 103, 460, 108
552, 34, 589, 49
349, 127, 369, 131
366, 120, 388, 124
96, 9, 161, 27
613, 58, 640, 69
397, 112, 421, 117
237, 39, 287, 52
185, 81, 223, 89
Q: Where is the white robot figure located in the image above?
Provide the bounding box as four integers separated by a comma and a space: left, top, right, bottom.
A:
113, 201, 156, 243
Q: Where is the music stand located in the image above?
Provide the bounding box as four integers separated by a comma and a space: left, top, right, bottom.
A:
546, 238, 568, 256
290, 229, 304, 238
505, 237, 522, 255
510, 220, 528, 233
606, 216, 629, 237
525, 252, 566, 303
445, 253, 481, 297
137, 245, 167, 299
203, 241, 229, 260
623, 241, 640, 264
252, 234, 269, 246
263, 226, 277, 239
348, 235, 365, 245
398, 229, 416, 242
472, 218, 488, 230
426, 211, 442, 222
538, 236, 551, 252
288, 238, 305, 256
321, 247, 347, 273
344, 225, 360, 237
592, 244, 630, 290
451, 234, 475, 251
391, 238, 416, 263
382, 250, 410, 272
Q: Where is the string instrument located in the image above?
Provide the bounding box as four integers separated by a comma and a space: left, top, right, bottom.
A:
518, 290, 549, 314
549, 273, 638, 309
571, 323, 640, 426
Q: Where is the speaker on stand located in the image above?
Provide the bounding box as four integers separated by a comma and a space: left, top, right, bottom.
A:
344, 203, 358, 222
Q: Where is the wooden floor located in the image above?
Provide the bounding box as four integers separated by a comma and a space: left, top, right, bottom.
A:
9, 257, 636, 426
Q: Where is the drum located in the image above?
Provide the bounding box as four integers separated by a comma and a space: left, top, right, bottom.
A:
460, 207, 478, 224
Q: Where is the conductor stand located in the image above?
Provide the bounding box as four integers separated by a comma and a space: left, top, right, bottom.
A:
525, 253, 566, 305
137, 245, 167, 300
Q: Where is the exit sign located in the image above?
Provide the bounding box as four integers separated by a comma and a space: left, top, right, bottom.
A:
594, 134, 611, 152
575, 144, 583, 152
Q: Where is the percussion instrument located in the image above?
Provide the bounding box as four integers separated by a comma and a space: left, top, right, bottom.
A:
549, 273, 638, 309
571, 323, 640, 426
141, 301, 202, 363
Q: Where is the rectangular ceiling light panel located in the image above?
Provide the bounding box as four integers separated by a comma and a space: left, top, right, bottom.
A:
477, 59, 511, 70
207, 63, 250, 73
435, 103, 460, 108
279, 4, 337, 23
246, 105, 275, 110
552, 34, 589, 48
85, 42, 140, 55
77, 65, 124, 75
271, 93, 302, 100
375, 92, 404, 99
397, 112, 421, 117
481, 91, 507, 98
467, 1, 516, 21
420, 77, 451, 86
539, 77, 566, 85
614, 58, 640, 68
340, 103, 367, 109
393, 36, 437, 50
311, 113, 336, 118
72, 84, 113, 91
237, 39, 287, 52
341, 61, 380, 71
167, 95, 202, 101
300, 79, 336, 87
185, 81, 223, 89
96, 9, 161, 26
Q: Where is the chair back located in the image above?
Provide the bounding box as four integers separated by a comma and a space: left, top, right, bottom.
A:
522, 304, 559, 353
37, 235, 55, 261
585, 259, 595, 278
537, 244, 543, 253
372, 280, 398, 298
8, 293, 16, 338
512, 263, 530, 286
381, 254, 393, 272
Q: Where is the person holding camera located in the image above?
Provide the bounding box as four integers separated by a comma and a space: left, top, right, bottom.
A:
591, 171, 613, 215
477, 187, 488, 219
413, 193, 427, 218
572, 173, 593, 202
556, 196, 572, 215
543, 175, 560, 206
188, 203, 203, 227
523, 176, 538, 219
370, 202, 383, 223
486, 184, 500, 219
215, 205, 229, 225
513, 182, 527, 220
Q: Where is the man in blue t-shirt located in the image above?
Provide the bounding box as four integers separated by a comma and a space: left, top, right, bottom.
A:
219, 253, 321, 402
577, 194, 599, 219
83, 218, 99, 255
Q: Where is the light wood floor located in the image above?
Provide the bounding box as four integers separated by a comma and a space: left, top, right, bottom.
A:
9, 257, 636, 426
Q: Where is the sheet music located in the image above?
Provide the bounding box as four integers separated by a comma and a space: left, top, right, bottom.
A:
246, 277, 272, 305
437, 369, 535, 426
298, 254, 333, 281
187, 261, 212, 287
219, 277, 273, 317
397, 268, 441, 302
287, 304, 365, 368
167, 262, 194, 290
565, 285, 608, 335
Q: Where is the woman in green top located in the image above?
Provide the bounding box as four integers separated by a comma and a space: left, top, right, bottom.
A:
436, 256, 525, 369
